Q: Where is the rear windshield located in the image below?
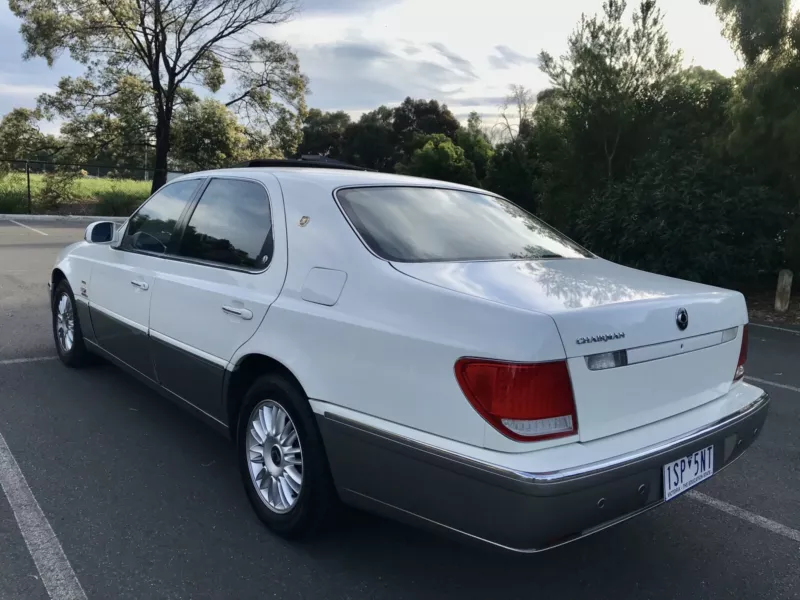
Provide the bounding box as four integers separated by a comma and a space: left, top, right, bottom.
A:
336, 186, 592, 262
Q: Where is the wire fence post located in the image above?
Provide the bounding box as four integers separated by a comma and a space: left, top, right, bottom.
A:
26, 161, 31, 214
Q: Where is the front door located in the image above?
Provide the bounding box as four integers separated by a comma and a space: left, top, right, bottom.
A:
88, 178, 204, 379
148, 176, 287, 421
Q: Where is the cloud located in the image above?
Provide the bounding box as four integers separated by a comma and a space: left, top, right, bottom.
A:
453, 111, 496, 122
297, 39, 476, 111
428, 42, 476, 77
488, 45, 540, 70
0, 83, 54, 97
298, 0, 403, 14
446, 95, 507, 107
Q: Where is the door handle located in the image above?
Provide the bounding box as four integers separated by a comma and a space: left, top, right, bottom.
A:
130, 280, 149, 291
222, 305, 253, 320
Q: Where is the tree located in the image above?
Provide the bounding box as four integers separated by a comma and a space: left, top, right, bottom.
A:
700, 0, 791, 64
455, 112, 494, 183
392, 98, 460, 157
39, 74, 156, 169
10, 0, 307, 191
539, 0, 682, 184
171, 99, 252, 170
726, 13, 800, 201
340, 106, 397, 171
494, 84, 535, 142
396, 134, 479, 187
298, 109, 352, 157
0, 108, 55, 166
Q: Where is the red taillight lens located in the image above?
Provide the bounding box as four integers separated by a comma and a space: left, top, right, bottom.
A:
454, 358, 578, 441
734, 325, 749, 381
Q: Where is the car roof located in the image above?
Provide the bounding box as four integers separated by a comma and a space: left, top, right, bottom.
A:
178, 167, 488, 196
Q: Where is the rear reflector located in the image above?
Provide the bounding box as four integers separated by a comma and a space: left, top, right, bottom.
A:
454, 359, 578, 441
734, 325, 748, 381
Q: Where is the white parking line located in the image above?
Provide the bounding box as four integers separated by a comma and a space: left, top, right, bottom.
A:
687, 491, 800, 543
749, 323, 800, 335
745, 375, 800, 394
0, 431, 87, 600
8, 220, 49, 236
0, 356, 58, 366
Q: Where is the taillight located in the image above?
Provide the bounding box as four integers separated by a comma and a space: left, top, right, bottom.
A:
454, 358, 578, 442
734, 325, 748, 381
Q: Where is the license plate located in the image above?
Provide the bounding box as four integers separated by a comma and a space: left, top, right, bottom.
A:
663, 445, 714, 501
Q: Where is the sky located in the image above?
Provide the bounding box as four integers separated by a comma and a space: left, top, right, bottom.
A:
0, 0, 745, 134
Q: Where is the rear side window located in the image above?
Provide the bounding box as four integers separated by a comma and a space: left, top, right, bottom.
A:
176, 178, 273, 270
122, 179, 200, 254
337, 186, 592, 262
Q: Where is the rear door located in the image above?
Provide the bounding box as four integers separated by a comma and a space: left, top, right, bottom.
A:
88, 178, 202, 379
148, 176, 287, 421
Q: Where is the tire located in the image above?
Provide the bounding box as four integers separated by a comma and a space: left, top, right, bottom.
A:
52, 280, 94, 368
237, 373, 337, 539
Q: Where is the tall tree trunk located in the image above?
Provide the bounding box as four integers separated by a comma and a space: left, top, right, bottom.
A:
150, 113, 171, 193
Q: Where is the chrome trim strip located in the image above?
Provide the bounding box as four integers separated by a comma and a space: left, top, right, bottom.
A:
89, 303, 148, 334
149, 329, 229, 369
585, 327, 741, 371
74, 295, 89, 305
324, 391, 769, 485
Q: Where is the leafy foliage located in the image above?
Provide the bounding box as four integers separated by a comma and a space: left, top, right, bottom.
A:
171, 100, 252, 170
700, 0, 791, 64
574, 150, 785, 286
298, 109, 352, 157
9, 0, 306, 191
396, 134, 479, 186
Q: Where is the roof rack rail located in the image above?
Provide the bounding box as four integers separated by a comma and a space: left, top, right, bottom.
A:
233, 155, 372, 171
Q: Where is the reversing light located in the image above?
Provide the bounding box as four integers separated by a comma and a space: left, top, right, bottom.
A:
586, 350, 628, 371
734, 325, 748, 381
454, 359, 578, 441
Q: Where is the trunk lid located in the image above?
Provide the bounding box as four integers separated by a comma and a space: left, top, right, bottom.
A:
392, 258, 747, 441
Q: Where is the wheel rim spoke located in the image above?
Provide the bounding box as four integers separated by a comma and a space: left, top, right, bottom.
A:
246, 400, 304, 514
55, 293, 75, 352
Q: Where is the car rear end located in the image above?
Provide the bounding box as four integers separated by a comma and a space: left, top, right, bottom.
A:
319, 182, 768, 551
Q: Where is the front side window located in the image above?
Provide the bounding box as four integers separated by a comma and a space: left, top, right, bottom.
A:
121, 179, 201, 254
177, 178, 273, 270
337, 186, 592, 262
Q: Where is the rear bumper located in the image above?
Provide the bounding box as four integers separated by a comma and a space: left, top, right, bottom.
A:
318, 392, 769, 552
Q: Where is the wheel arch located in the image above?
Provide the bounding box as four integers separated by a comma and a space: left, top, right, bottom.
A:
50, 267, 67, 300
224, 353, 309, 439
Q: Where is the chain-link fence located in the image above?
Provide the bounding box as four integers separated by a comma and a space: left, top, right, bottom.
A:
0, 159, 185, 216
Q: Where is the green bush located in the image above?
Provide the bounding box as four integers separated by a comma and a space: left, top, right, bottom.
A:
38, 170, 79, 210
572, 149, 787, 287
0, 173, 150, 214
95, 183, 148, 216
0, 174, 29, 213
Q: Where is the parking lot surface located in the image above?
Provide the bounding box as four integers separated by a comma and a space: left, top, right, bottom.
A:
1, 219, 798, 600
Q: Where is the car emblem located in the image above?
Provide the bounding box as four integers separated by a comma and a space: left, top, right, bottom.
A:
576, 332, 625, 345
676, 308, 689, 331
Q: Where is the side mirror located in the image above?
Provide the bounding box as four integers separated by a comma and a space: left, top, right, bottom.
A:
84, 221, 116, 244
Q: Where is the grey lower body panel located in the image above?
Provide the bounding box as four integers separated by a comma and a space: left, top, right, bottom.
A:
74, 298, 95, 343
89, 308, 157, 380
317, 394, 770, 552
85, 339, 229, 435
150, 335, 227, 423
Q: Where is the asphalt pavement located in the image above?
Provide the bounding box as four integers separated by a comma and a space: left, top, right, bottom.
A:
1, 218, 798, 600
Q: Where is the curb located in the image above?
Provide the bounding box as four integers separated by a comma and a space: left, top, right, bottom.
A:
0, 214, 127, 223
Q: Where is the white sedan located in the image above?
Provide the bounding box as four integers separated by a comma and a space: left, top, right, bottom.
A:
49, 160, 769, 552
